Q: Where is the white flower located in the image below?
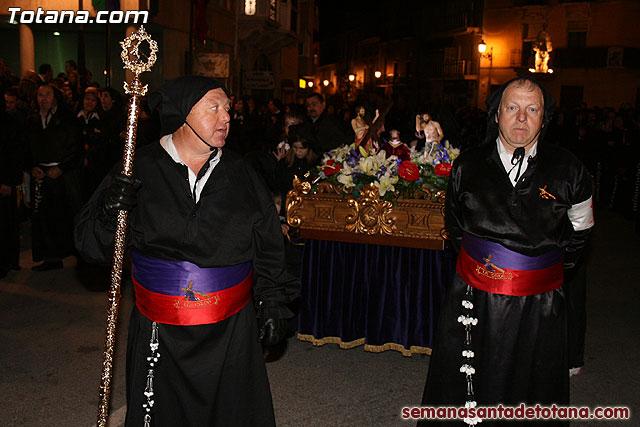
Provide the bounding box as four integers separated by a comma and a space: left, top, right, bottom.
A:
332, 145, 351, 162
374, 174, 395, 197
449, 147, 460, 161
337, 173, 354, 188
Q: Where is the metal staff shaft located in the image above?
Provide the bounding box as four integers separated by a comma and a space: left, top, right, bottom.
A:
96, 26, 157, 427
96, 94, 142, 426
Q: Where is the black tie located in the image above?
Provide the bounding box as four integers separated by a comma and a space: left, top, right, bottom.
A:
510, 147, 525, 182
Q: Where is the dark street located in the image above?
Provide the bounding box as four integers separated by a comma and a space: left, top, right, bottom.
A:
1, 208, 638, 426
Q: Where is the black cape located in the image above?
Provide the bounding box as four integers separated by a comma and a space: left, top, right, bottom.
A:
75, 142, 299, 426
420, 141, 593, 426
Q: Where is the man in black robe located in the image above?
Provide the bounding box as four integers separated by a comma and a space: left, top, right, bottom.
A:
28, 84, 81, 271
75, 76, 299, 426
420, 77, 594, 425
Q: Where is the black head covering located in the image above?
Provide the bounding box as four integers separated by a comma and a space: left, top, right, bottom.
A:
148, 75, 230, 135
483, 76, 556, 145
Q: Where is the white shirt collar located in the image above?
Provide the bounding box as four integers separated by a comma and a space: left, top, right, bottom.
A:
496, 137, 538, 186
40, 104, 58, 128
160, 134, 222, 203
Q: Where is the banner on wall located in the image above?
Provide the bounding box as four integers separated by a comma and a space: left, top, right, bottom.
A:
243, 71, 275, 90
195, 53, 229, 78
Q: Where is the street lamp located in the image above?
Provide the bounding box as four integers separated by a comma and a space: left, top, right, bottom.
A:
374, 70, 382, 79
478, 39, 493, 95
323, 79, 329, 86
478, 40, 487, 54
478, 39, 492, 60
308, 81, 314, 88
348, 74, 355, 82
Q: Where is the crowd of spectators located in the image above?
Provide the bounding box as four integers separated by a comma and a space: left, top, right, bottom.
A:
1, 58, 638, 277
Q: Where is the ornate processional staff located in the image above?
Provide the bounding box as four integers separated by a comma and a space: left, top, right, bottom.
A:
97, 26, 158, 427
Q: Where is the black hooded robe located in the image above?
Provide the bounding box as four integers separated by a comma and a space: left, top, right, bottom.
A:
75, 76, 298, 426
419, 78, 593, 426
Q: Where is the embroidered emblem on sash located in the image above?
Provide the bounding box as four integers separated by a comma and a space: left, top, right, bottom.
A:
539, 185, 556, 200
174, 281, 220, 309
475, 254, 513, 280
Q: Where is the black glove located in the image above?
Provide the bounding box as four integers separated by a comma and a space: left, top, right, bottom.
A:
100, 174, 141, 220
257, 317, 288, 347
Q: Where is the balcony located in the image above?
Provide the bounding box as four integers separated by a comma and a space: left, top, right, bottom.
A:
442, 59, 479, 78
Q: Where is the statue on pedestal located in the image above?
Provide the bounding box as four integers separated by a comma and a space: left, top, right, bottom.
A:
533, 23, 553, 73
412, 112, 444, 155
352, 106, 382, 153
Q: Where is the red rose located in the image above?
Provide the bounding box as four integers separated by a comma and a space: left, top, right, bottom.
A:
435, 163, 452, 177
398, 160, 420, 181
323, 159, 342, 176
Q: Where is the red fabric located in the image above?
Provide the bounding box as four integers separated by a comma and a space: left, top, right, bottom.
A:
193, 0, 209, 43
133, 271, 253, 325
456, 247, 563, 296
381, 142, 411, 161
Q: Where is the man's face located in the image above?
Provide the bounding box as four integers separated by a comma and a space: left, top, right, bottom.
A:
497, 82, 544, 152
306, 96, 325, 119
83, 94, 98, 112
185, 88, 231, 149
100, 91, 113, 110
4, 94, 17, 113
37, 85, 55, 113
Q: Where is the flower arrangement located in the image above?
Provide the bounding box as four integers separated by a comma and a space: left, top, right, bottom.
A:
312, 141, 460, 201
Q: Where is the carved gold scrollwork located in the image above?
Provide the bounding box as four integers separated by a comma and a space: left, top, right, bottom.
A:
412, 185, 433, 200
435, 190, 446, 204
345, 184, 395, 235
286, 175, 311, 227
439, 201, 448, 240
316, 181, 341, 194
440, 228, 449, 240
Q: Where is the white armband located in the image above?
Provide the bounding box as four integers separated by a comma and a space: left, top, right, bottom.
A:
567, 196, 595, 231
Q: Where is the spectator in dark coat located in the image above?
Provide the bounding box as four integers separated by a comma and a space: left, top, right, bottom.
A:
304, 93, 353, 154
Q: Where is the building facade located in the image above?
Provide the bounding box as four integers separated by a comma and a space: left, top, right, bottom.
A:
0, 0, 318, 101
312, 0, 639, 111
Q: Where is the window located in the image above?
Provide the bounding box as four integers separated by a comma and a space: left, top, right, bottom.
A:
521, 41, 533, 67
568, 31, 587, 48
291, 4, 297, 32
